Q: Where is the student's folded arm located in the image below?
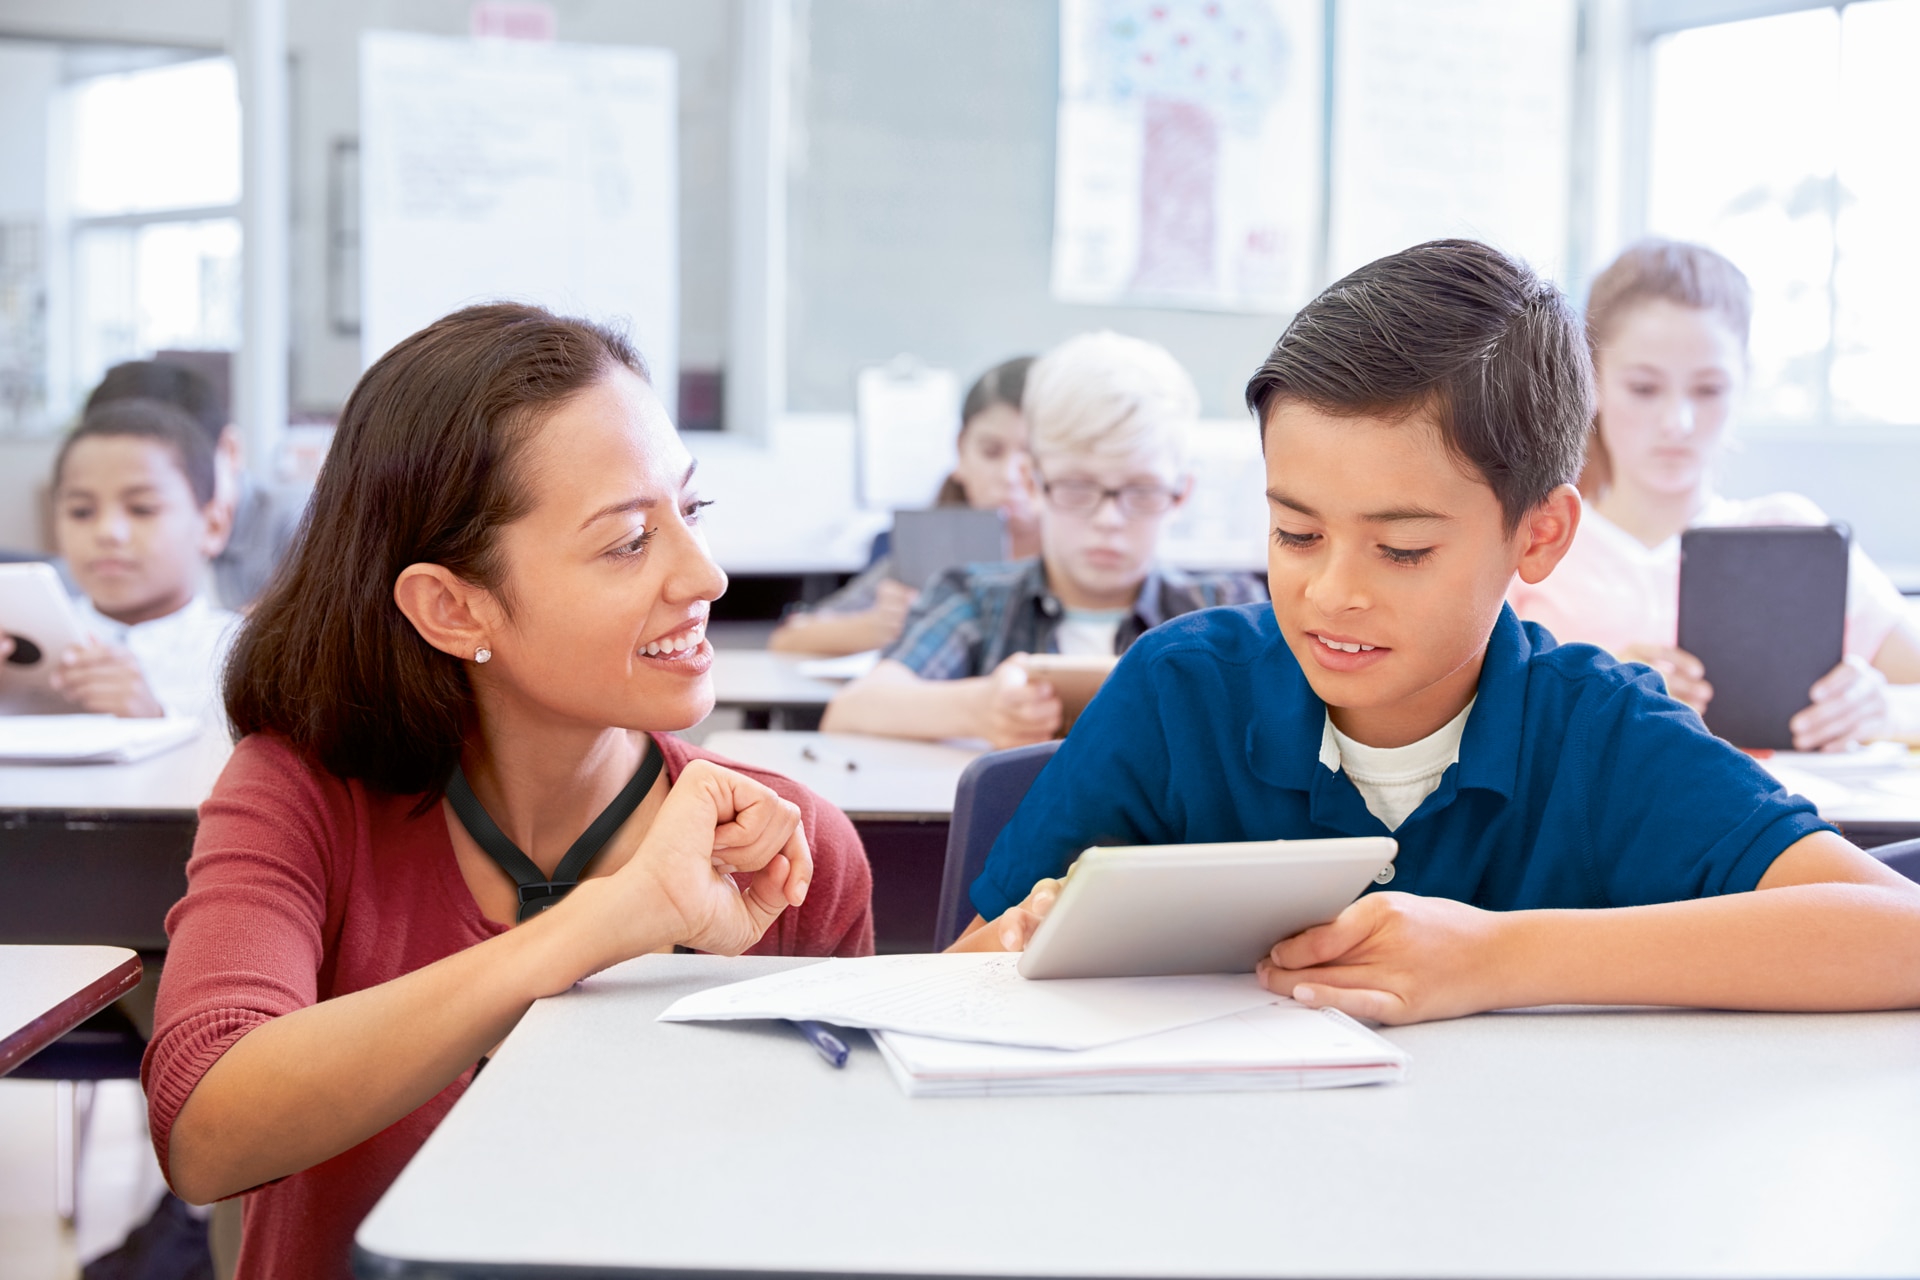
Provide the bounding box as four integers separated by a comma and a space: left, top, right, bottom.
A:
819, 659, 994, 741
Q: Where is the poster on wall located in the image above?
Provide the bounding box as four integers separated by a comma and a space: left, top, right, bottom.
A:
1050, 0, 1324, 314
360, 31, 678, 413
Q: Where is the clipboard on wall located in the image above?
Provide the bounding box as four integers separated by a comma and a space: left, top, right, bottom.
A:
855, 358, 960, 512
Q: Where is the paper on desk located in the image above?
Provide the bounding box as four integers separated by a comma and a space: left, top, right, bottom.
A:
657, 953, 1279, 1050
872, 1000, 1409, 1097
0, 715, 201, 764
795, 650, 880, 681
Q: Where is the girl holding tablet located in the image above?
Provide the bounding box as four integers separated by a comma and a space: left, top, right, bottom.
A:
1510, 240, 1920, 750
142, 305, 873, 1278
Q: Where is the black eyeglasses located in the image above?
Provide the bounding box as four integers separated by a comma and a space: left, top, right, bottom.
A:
1038, 473, 1182, 519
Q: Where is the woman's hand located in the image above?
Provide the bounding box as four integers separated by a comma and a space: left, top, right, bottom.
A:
49, 640, 164, 718
945, 877, 1063, 953
1618, 643, 1712, 713
977, 656, 1062, 749
576, 760, 812, 964
1256, 892, 1513, 1025
1791, 656, 1891, 752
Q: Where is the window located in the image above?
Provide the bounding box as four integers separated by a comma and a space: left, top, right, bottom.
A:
1643, 0, 1920, 428
58, 55, 242, 416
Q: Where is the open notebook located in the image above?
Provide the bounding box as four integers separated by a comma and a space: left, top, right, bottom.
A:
0, 715, 202, 764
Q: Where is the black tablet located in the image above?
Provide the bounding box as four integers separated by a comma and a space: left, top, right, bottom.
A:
888, 508, 1007, 589
1676, 525, 1848, 749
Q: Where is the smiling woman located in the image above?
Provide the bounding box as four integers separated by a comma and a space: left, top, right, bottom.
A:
140, 303, 874, 1280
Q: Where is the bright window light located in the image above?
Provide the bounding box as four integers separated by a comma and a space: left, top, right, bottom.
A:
69, 57, 242, 216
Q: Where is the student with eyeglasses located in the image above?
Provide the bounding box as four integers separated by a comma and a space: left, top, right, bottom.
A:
821, 331, 1266, 749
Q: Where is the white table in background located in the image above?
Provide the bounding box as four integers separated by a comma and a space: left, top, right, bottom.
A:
1759, 747, 1920, 847
706, 650, 843, 727
700, 729, 980, 822
0, 945, 143, 1076
0, 724, 231, 951
357, 953, 1920, 1279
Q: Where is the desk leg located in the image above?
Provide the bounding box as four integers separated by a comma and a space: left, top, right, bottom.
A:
850, 819, 948, 955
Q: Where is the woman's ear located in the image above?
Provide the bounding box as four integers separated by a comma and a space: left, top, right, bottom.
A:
393, 563, 498, 661
1514, 484, 1582, 586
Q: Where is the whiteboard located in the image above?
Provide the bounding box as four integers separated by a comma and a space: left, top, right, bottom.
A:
359, 31, 678, 414
1329, 0, 1576, 282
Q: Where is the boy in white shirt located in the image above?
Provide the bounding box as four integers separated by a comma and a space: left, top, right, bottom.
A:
13, 398, 239, 719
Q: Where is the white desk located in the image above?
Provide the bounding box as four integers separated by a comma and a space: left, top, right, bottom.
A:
359, 954, 1920, 1279
0, 725, 231, 950
706, 651, 843, 716
1760, 747, 1920, 846
0, 945, 142, 1076
0, 723, 232, 815
700, 730, 980, 822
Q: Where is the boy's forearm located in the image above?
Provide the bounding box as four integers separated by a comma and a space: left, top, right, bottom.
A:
821, 672, 986, 740
1495, 884, 1920, 1012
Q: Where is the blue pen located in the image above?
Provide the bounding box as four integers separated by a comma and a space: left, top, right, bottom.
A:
791, 1019, 849, 1068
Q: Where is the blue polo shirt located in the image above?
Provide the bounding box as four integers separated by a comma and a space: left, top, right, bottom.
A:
972, 603, 1832, 920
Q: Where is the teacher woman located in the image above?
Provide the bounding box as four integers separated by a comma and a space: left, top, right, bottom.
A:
141, 304, 874, 1278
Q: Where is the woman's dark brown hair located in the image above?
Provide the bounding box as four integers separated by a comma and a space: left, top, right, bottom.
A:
1244, 239, 1592, 533
935, 355, 1037, 506
226, 303, 646, 796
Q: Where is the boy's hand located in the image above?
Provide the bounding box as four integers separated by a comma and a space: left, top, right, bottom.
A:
1791, 656, 1890, 752
1619, 643, 1712, 713
49, 641, 165, 718
945, 877, 1063, 953
1256, 892, 1511, 1025
978, 656, 1062, 749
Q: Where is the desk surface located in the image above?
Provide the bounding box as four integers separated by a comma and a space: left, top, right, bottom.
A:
0, 723, 232, 815
1760, 748, 1920, 837
700, 730, 980, 821
706, 650, 843, 711
0, 945, 142, 1076
358, 954, 1920, 1279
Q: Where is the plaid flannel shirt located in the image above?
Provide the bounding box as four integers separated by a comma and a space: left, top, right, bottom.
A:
882, 557, 1268, 680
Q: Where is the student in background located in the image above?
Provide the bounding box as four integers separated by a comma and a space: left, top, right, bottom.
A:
1509, 240, 1920, 750
769, 356, 1041, 656
954, 241, 1920, 1027
143, 304, 873, 1279
821, 332, 1265, 748
0, 399, 238, 720
88, 359, 305, 610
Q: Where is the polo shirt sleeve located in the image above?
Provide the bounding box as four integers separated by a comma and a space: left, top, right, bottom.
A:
882, 567, 986, 680
1575, 670, 1834, 904
970, 638, 1181, 919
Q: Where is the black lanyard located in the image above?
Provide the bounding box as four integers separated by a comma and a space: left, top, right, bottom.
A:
445, 740, 664, 923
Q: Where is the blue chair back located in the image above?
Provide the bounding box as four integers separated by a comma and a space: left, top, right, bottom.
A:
1870, 837, 1920, 885
935, 739, 1063, 950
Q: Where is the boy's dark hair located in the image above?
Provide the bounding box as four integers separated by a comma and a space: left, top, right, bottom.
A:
225, 302, 647, 798
1244, 239, 1593, 532
56, 397, 218, 506
85, 360, 226, 444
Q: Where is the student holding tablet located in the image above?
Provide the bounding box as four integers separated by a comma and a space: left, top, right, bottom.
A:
956, 240, 1920, 1028
141, 305, 873, 1279
1509, 240, 1920, 750
822, 332, 1265, 748
768, 356, 1042, 656
0, 398, 238, 720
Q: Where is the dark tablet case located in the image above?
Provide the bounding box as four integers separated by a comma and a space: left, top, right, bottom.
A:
1676, 525, 1848, 749
888, 508, 1007, 589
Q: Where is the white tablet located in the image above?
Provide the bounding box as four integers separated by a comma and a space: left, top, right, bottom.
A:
0, 563, 90, 715
1016, 837, 1398, 980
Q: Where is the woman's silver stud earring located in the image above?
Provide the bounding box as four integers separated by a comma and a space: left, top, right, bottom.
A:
474, 647, 491, 664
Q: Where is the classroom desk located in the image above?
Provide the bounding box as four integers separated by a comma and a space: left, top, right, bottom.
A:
357, 953, 1920, 1279
0, 945, 142, 1077
0, 725, 231, 950
699, 730, 982, 953
705, 650, 843, 729
1759, 748, 1920, 848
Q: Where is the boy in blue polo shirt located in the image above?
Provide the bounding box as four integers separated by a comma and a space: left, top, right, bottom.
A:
957, 239, 1920, 1024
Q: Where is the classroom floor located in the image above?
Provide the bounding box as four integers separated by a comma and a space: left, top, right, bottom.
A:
0, 1077, 168, 1279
